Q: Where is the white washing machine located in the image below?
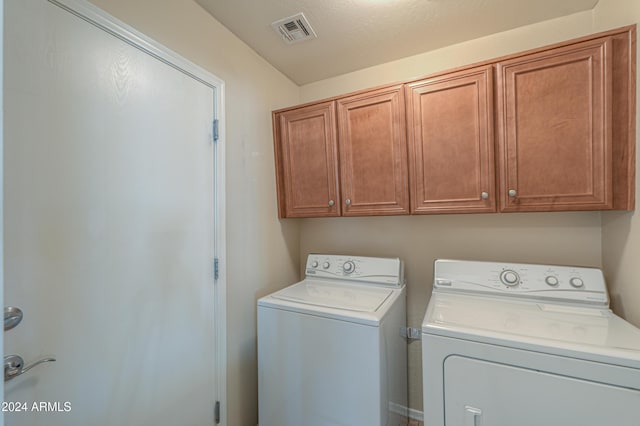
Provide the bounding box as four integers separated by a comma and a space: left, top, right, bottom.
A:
258, 254, 407, 426
422, 259, 640, 426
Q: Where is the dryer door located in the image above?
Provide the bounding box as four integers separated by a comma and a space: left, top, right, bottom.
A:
444, 355, 640, 426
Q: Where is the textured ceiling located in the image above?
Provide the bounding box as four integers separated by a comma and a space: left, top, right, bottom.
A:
195, 0, 599, 85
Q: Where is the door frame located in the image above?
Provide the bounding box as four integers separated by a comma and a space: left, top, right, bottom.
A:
2, 0, 228, 424
1, 0, 5, 422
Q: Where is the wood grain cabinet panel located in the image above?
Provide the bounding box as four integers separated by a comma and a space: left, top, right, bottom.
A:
273, 101, 340, 218
497, 38, 615, 212
406, 66, 496, 214
272, 26, 635, 218
337, 85, 410, 216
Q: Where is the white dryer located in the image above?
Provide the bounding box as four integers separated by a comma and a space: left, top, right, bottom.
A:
258, 254, 407, 426
422, 259, 640, 426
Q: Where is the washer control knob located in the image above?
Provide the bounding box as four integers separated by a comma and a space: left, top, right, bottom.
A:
322, 262, 330, 270
500, 270, 520, 286
545, 276, 559, 286
343, 261, 355, 274
311, 261, 319, 268
570, 277, 584, 288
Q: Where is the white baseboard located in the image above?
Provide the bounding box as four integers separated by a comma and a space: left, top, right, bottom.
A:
407, 407, 424, 421
389, 402, 424, 421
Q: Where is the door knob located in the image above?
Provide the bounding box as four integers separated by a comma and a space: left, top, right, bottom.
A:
4, 307, 23, 331
4, 354, 56, 381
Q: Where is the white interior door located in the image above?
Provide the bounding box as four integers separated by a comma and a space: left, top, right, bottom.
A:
4, 0, 222, 424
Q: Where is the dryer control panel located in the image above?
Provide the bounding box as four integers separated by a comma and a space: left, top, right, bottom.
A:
433, 259, 608, 306
305, 254, 404, 288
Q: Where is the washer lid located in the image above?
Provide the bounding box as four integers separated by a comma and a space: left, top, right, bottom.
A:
271, 279, 393, 312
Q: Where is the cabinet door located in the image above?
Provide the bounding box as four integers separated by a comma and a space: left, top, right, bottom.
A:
273, 101, 340, 218
497, 37, 613, 212
406, 66, 495, 214
337, 86, 410, 216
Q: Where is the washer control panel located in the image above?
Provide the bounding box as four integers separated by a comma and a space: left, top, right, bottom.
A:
305, 254, 404, 287
433, 259, 608, 306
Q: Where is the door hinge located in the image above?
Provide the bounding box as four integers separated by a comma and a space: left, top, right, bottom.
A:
213, 119, 219, 143
214, 400, 221, 424
214, 258, 219, 281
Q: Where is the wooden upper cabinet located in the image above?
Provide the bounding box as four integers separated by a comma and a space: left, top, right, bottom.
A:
497, 37, 615, 212
406, 65, 496, 214
273, 101, 340, 218
337, 85, 410, 216
272, 26, 635, 218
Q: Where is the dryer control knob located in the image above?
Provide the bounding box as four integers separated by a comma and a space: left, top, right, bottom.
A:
311, 261, 319, 268
343, 261, 355, 274
500, 270, 520, 286
322, 262, 330, 270
545, 276, 559, 286
570, 277, 584, 288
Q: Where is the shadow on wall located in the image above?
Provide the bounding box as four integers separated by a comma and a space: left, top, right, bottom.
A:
601, 210, 634, 319
300, 212, 603, 264
253, 218, 301, 301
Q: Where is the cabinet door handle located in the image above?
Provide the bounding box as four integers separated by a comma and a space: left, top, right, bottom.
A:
328, 200, 335, 207
481, 192, 489, 200
345, 199, 351, 205
508, 189, 517, 197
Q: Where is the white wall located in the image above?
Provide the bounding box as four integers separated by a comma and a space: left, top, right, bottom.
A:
298, 9, 619, 413
86, 1, 300, 424
300, 11, 594, 101
597, 0, 640, 326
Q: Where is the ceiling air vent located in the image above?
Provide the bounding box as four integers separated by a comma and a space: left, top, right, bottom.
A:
271, 13, 317, 44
